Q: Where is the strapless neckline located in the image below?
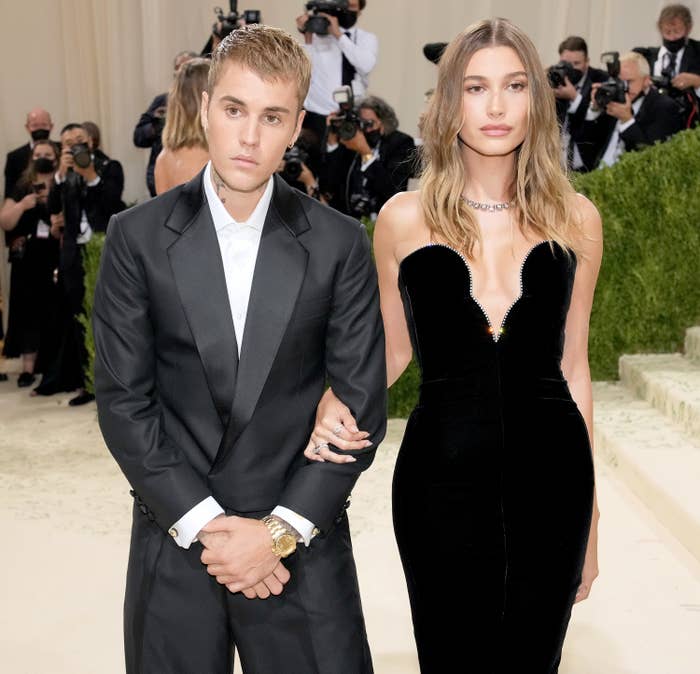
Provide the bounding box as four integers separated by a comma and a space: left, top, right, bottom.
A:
399, 240, 554, 342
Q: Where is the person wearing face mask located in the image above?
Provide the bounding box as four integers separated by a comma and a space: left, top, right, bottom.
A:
33, 123, 125, 405
640, 4, 700, 128
0, 140, 60, 387
296, 0, 378, 148
3, 108, 55, 201
582, 51, 684, 169
320, 94, 416, 218
551, 36, 608, 172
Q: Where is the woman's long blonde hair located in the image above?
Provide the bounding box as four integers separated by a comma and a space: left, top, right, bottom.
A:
419, 18, 581, 257
162, 57, 210, 152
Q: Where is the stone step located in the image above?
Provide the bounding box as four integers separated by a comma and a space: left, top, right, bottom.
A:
593, 381, 700, 563
685, 326, 700, 363
618, 353, 700, 439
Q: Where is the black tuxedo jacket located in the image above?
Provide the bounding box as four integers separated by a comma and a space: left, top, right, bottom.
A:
555, 67, 608, 168
579, 87, 684, 170
133, 92, 167, 197
640, 38, 700, 78
4, 143, 31, 199
320, 129, 416, 215
93, 171, 387, 535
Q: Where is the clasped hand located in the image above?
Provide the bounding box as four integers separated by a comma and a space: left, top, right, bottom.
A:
199, 515, 290, 599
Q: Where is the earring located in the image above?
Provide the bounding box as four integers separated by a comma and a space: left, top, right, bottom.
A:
288, 142, 295, 149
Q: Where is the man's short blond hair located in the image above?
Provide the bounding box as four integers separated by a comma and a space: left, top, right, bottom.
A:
208, 25, 311, 111
620, 51, 650, 78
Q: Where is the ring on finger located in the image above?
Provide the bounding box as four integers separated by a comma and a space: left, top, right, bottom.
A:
332, 424, 344, 437
313, 442, 330, 455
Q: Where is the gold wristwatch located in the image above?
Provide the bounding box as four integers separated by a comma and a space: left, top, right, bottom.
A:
261, 515, 298, 558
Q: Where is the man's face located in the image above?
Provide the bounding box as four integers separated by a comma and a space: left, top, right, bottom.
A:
61, 127, 91, 151
201, 62, 304, 194
620, 61, 649, 99
660, 18, 690, 42
559, 49, 589, 74
25, 111, 52, 135
359, 108, 383, 135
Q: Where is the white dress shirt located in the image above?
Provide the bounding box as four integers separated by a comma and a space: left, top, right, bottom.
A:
303, 26, 379, 115
654, 45, 700, 97
169, 162, 316, 549
586, 95, 644, 168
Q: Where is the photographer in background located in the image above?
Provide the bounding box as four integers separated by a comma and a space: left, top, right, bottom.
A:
550, 36, 608, 172
296, 0, 378, 147
35, 123, 125, 405
637, 4, 700, 128
582, 51, 683, 169
133, 50, 198, 197
320, 91, 415, 218
277, 130, 322, 199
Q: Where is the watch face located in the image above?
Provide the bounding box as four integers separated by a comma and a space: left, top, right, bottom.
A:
276, 533, 297, 557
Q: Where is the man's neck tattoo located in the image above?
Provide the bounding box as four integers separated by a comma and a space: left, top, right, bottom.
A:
212, 167, 228, 204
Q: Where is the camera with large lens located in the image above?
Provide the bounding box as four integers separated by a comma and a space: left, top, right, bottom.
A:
547, 60, 580, 88
594, 51, 628, 108
70, 143, 92, 169
348, 190, 375, 217
281, 145, 309, 182
303, 0, 353, 36
212, 1, 261, 40
329, 86, 372, 141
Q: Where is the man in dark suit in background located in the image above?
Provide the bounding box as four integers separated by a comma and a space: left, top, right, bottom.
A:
580, 51, 684, 170
635, 3, 700, 129
3, 108, 54, 199
552, 36, 608, 172
94, 25, 386, 673
321, 94, 416, 218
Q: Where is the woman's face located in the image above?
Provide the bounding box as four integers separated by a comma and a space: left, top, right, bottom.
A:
458, 46, 529, 157
32, 144, 56, 163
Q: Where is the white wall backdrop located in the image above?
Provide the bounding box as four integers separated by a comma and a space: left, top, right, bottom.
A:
2, 0, 699, 203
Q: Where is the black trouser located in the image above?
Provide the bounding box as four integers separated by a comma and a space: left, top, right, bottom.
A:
124, 505, 373, 674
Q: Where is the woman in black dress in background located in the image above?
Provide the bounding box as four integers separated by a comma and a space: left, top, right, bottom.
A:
305, 18, 602, 673
0, 140, 60, 386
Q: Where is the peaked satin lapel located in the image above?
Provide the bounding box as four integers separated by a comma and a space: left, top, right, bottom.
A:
220, 176, 310, 453
166, 170, 238, 426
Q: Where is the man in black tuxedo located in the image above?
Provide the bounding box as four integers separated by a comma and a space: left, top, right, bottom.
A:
3, 108, 54, 199
552, 36, 608, 172
580, 51, 684, 170
94, 25, 386, 674
320, 94, 416, 218
635, 4, 700, 128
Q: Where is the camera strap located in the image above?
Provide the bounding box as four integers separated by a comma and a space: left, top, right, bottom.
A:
341, 30, 357, 86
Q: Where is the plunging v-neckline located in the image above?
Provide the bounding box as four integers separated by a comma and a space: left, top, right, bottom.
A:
428, 240, 549, 342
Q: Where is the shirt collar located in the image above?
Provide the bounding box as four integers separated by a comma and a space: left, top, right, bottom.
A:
203, 161, 274, 233
659, 44, 685, 61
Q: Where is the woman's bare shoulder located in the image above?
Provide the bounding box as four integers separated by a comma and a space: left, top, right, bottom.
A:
376, 191, 428, 239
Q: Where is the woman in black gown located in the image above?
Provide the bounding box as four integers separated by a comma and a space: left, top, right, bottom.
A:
0, 140, 60, 386
305, 18, 602, 674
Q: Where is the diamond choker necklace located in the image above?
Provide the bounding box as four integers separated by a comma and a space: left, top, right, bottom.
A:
462, 196, 515, 212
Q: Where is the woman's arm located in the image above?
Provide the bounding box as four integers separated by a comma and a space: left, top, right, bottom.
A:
561, 193, 603, 603
0, 194, 36, 231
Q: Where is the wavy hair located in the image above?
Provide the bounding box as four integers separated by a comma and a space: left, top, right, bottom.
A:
162, 57, 210, 152
419, 18, 581, 258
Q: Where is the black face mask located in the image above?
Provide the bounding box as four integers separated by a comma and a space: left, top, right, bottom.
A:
365, 129, 381, 148
30, 128, 50, 142
338, 10, 358, 29
33, 158, 55, 174
568, 67, 585, 86
663, 36, 687, 53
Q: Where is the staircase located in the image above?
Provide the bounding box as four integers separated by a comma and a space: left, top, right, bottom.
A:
594, 326, 700, 562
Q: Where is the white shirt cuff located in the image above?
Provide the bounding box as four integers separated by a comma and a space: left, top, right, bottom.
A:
326, 143, 339, 153
169, 496, 224, 549
585, 107, 602, 121
86, 175, 101, 187
272, 505, 316, 546
360, 150, 379, 172
695, 85, 700, 97
618, 117, 636, 133
54, 172, 65, 185
568, 92, 583, 113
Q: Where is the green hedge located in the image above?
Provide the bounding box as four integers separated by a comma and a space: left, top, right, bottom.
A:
82, 132, 700, 410
78, 233, 105, 395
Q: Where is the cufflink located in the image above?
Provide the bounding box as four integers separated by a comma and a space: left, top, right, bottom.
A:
168, 527, 178, 538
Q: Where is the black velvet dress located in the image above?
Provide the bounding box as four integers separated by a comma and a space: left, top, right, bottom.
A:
394, 241, 594, 674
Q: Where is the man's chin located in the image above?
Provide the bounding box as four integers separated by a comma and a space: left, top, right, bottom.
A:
216, 166, 272, 194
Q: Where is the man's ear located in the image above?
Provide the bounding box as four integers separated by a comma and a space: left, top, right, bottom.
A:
201, 91, 210, 135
